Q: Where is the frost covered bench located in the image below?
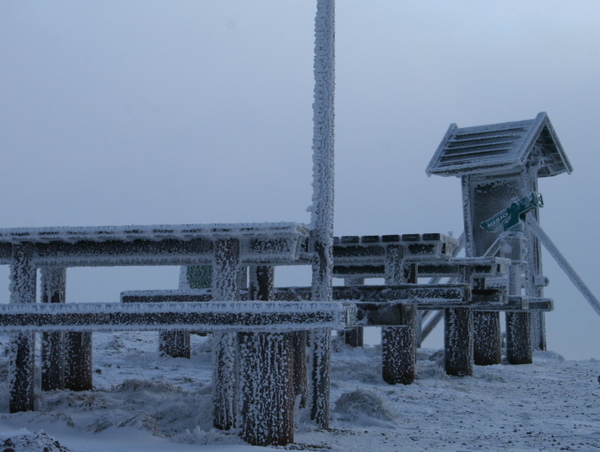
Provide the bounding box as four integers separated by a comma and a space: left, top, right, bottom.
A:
0, 222, 311, 433
0, 301, 354, 446
122, 281, 515, 382
331, 233, 554, 375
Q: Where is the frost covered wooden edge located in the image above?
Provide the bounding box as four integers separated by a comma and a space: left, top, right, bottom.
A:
0, 301, 356, 333
122, 285, 552, 312
0, 222, 311, 266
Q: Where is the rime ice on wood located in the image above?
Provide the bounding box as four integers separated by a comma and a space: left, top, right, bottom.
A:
41, 267, 67, 392
8, 243, 36, 413
427, 112, 572, 362
309, 0, 335, 430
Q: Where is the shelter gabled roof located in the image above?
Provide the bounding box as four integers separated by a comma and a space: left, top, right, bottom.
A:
426, 112, 573, 178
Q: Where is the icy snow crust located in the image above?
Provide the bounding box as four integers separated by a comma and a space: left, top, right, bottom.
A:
0, 333, 598, 451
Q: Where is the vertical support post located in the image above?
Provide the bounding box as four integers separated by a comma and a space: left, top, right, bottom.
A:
212, 238, 240, 431
160, 265, 212, 359
531, 311, 547, 351
309, 0, 335, 430
444, 265, 474, 376
382, 245, 416, 385
506, 311, 532, 364
502, 231, 533, 364
444, 307, 474, 376
240, 266, 295, 446
341, 277, 364, 347
9, 243, 37, 412
64, 332, 93, 391
473, 311, 502, 365
41, 267, 67, 391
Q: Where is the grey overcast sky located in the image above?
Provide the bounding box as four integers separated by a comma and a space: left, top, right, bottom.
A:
1, 1, 600, 359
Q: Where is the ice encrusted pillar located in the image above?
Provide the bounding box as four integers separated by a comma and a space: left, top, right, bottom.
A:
160, 265, 212, 359
503, 231, 533, 365
382, 246, 417, 385
212, 238, 241, 430
309, 0, 335, 429
41, 267, 67, 391
341, 277, 364, 347
240, 266, 295, 446
444, 265, 474, 376
9, 243, 37, 412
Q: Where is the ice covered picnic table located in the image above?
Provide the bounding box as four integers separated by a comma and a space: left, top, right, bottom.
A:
0, 222, 317, 416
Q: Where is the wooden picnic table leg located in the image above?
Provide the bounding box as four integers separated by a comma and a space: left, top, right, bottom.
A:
506, 311, 533, 364
341, 277, 364, 347
212, 238, 241, 431
158, 265, 212, 359
9, 244, 36, 412
41, 267, 66, 391
240, 266, 295, 446
473, 311, 503, 365
444, 265, 474, 376
64, 331, 93, 391
472, 275, 502, 366
381, 245, 417, 385
444, 307, 474, 376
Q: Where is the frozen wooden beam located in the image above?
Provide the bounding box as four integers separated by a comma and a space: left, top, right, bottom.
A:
0, 302, 356, 333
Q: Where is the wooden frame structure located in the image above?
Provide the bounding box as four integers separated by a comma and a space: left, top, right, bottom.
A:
427, 112, 571, 365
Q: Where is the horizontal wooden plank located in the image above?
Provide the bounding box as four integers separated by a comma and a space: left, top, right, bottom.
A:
0, 302, 355, 333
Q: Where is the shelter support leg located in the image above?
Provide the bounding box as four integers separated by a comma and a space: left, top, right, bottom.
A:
531, 311, 547, 351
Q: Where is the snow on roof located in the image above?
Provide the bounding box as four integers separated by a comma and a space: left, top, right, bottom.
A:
0, 222, 310, 244
426, 112, 573, 178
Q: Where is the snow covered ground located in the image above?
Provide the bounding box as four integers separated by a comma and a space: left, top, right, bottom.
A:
0, 331, 598, 451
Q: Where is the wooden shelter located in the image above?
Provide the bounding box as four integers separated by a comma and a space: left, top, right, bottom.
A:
426, 112, 572, 364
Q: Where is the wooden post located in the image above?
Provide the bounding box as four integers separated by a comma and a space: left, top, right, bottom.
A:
64, 331, 93, 391
310, 328, 331, 427
444, 265, 474, 376
444, 307, 474, 376
381, 305, 417, 385
212, 238, 240, 431
41, 267, 67, 391
473, 311, 502, 365
309, 0, 335, 430
240, 266, 295, 446
502, 231, 533, 364
291, 330, 308, 409
159, 331, 190, 359
341, 277, 364, 347
9, 243, 36, 412
159, 265, 211, 359
381, 245, 417, 385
